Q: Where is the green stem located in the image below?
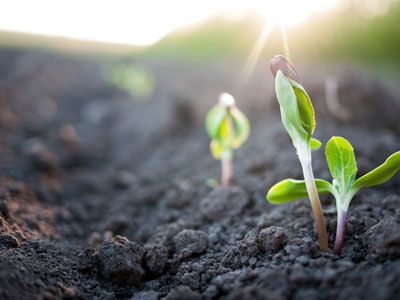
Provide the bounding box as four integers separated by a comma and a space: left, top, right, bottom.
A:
299, 147, 329, 251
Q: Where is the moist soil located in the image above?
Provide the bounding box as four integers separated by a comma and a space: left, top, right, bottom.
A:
0, 49, 399, 300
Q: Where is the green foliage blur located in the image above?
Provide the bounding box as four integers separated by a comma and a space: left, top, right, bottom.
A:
143, 1, 400, 72
1, 0, 399, 77
104, 63, 154, 99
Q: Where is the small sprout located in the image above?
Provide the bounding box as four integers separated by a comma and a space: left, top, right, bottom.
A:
268, 55, 328, 251
205, 93, 250, 187
267, 136, 400, 254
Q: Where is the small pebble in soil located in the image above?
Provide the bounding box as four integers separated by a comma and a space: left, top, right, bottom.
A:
363, 216, 400, 260
179, 272, 200, 290
238, 230, 260, 257
164, 285, 201, 300
174, 229, 208, 260
222, 247, 242, 269
144, 244, 168, 276
147, 221, 187, 249
0, 233, 20, 248
259, 226, 286, 253
191, 262, 204, 273
131, 290, 159, 300
97, 235, 145, 285
78, 248, 98, 274
144, 279, 161, 291
203, 284, 219, 299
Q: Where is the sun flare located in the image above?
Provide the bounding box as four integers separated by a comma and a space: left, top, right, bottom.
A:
252, 0, 340, 26
0, 0, 341, 46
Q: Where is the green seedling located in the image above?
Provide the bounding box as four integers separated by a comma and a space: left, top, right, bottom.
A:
267, 136, 400, 254
205, 93, 250, 187
269, 55, 328, 251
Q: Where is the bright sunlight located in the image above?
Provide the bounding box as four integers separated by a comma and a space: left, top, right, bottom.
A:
0, 0, 341, 46
256, 0, 340, 25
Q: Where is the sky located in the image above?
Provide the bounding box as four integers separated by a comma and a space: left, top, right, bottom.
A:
0, 0, 384, 46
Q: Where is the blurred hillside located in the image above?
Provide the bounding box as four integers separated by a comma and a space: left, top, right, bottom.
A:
0, 1, 399, 74
0, 30, 140, 56
145, 3, 400, 69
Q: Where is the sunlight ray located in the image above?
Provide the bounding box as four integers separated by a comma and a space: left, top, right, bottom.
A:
280, 24, 291, 59
234, 21, 275, 95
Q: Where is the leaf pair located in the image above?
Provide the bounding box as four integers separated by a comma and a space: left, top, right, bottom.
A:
269, 55, 399, 253
205, 94, 250, 159
267, 136, 400, 211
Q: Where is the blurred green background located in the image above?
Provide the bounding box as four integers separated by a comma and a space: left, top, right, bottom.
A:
1, 0, 399, 93
143, 0, 400, 81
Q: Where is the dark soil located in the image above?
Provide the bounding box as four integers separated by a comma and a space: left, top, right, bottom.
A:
0, 48, 399, 300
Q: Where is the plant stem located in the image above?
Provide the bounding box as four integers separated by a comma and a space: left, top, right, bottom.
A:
221, 153, 233, 187
221, 105, 235, 188
334, 209, 347, 254
300, 150, 329, 251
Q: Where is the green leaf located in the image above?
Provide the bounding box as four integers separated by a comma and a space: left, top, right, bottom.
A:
216, 117, 232, 143
275, 70, 309, 146
205, 105, 226, 139
206, 102, 250, 159
291, 80, 316, 138
325, 137, 357, 193
310, 138, 322, 151
353, 151, 400, 190
210, 140, 223, 159
266, 178, 333, 205
231, 107, 250, 148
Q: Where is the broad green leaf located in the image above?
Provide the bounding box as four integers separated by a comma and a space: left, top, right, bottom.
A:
266, 178, 333, 205
231, 107, 250, 148
291, 80, 316, 138
325, 137, 357, 193
353, 151, 400, 190
275, 70, 308, 146
205, 105, 226, 139
310, 138, 322, 151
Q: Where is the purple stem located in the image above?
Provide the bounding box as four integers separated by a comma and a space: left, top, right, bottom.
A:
221, 156, 232, 187
334, 209, 347, 254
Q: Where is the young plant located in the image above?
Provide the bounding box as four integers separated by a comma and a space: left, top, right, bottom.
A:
269, 55, 328, 251
267, 136, 400, 254
205, 93, 250, 187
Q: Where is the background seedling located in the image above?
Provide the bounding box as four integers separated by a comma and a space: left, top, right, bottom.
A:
205, 93, 250, 187
267, 136, 400, 254
269, 55, 328, 251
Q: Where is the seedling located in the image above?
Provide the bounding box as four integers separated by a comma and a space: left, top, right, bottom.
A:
205, 93, 250, 187
269, 55, 328, 251
267, 136, 400, 254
